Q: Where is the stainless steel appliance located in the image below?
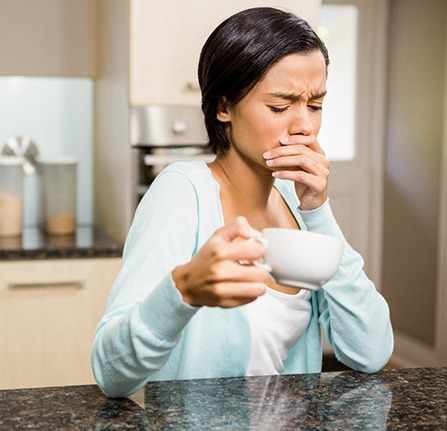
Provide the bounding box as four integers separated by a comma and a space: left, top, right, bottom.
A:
130, 105, 214, 205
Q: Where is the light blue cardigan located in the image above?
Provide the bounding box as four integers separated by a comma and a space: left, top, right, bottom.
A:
91, 161, 393, 398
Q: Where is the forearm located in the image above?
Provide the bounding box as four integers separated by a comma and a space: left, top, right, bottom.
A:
91, 274, 198, 398
318, 246, 393, 372
299, 200, 394, 371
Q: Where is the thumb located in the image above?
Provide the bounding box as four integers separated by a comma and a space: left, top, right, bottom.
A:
217, 216, 261, 243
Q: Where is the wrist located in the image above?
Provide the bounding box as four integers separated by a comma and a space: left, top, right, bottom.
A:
298, 197, 329, 213
172, 264, 195, 306
172, 264, 187, 294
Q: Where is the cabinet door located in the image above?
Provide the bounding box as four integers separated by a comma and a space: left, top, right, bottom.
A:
130, 0, 321, 106
0, 0, 94, 77
0, 258, 121, 389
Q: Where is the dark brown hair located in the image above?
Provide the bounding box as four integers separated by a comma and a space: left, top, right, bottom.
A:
198, 7, 330, 154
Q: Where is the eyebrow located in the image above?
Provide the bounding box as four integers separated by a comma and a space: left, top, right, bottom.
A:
270, 91, 327, 102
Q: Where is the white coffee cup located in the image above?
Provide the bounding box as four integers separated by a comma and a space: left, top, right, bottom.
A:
252, 228, 344, 291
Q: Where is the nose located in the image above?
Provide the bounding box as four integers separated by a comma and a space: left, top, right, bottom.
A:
289, 105, 313, 136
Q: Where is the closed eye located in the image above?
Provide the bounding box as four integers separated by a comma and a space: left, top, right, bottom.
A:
308, 105, 323, 112
269, 106, 289, 113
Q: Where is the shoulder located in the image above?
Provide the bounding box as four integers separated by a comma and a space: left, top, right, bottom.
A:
160, 160, 211, 180
151, 160, 218, 197
140, 160, 217, 210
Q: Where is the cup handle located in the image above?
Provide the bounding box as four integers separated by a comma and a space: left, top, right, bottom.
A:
246, 236, 272, 272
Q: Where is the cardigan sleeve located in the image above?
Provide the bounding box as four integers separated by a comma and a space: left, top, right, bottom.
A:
90, 169, 201, 398
298, 200, 394, 373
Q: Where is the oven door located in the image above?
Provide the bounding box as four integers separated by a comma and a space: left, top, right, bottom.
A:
136, 146, 215, 199
131, 105, 208, 147
131, 105, 213, 204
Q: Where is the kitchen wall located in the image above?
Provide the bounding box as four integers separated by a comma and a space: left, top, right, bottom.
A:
382, 0, 447, 356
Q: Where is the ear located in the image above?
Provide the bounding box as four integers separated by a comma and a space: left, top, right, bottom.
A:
216, 97, 231, 122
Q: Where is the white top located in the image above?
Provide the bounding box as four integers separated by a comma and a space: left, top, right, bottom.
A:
245, 287, 312, 376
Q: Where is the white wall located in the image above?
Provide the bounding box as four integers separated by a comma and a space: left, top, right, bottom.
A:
382, 0, 447, 350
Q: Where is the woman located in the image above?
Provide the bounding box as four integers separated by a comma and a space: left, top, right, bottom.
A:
91, 7, 393, 398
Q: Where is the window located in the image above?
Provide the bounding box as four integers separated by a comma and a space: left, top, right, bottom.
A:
318, 5, 358, 160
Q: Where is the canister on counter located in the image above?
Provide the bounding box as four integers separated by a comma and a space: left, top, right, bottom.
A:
39, 156, 78, 236
0, 156, 24, 237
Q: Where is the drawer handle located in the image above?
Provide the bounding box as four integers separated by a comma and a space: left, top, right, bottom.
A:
9, 280, 86, 289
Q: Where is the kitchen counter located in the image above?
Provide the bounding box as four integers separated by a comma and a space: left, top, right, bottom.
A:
1, 367, 446, 430
0, 226, 123, 260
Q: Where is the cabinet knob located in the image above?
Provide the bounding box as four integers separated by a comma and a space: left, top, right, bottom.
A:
172, 121, 188, 135
185, 82, 201, 92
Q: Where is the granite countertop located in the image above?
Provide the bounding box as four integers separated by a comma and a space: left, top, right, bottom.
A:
0, 226, 123, 260
1, 367, 446, 430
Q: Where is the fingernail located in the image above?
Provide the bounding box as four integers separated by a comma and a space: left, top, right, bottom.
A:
280, 136, 290, 145
263, 151, 271, 159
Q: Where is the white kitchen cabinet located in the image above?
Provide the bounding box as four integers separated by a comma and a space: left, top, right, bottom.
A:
0, 258, 121, 389
129, 0, 321, 106
0, 0, 95, 77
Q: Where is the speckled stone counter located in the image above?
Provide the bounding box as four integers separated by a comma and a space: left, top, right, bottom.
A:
1, 368, 446, 430
0, 226, 123, 260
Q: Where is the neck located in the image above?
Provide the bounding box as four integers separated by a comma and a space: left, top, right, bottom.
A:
208, 150, 286, 231
210, 151, 275, 208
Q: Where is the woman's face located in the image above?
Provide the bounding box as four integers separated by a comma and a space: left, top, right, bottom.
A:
217, 51, 327, 167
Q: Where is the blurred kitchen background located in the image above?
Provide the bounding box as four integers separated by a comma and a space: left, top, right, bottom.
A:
0, 0, 446, 386
0, 77, 93, 225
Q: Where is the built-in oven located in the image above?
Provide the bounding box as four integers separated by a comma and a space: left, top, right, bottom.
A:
130, 105, 214, 206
